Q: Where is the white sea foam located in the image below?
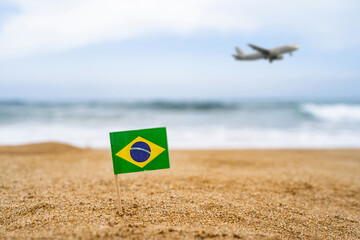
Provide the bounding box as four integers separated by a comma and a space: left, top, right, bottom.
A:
1, 123, 360, 149
302, 103, 360, 122
168, 127, 360, 149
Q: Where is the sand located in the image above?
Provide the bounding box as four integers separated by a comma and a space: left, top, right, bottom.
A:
1, 142, 359, 239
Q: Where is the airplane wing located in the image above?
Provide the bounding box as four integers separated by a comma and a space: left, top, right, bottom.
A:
248, 44, 270, 56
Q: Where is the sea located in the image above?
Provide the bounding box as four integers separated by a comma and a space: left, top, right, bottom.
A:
1, 100, 359, 149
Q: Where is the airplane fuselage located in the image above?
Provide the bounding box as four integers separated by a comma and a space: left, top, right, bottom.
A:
236, 52, 264, 60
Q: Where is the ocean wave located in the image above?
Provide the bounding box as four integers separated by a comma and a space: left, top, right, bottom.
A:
1, 100, 360, 148
0, 100, 26, 105
0, 100, 238, 111
125, 101, 238, 111
301, 103, 360, 122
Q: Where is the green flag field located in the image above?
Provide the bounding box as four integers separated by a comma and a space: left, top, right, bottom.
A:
110, 127, 170, 174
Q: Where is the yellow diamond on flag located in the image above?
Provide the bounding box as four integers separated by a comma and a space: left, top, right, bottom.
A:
115, 136, 165, 168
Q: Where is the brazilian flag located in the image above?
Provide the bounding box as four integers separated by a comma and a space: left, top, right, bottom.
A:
109, 127, 170, 174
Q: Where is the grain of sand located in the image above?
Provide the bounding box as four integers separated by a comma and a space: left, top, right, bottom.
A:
1, 142, 359, 239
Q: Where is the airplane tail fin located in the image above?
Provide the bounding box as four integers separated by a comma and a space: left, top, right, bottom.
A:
235, 47, 244, 57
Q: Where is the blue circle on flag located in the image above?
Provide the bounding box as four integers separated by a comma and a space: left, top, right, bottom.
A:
130, 141, 151, 162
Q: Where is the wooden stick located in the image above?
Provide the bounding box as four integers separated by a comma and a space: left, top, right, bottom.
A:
114, 174, 122, 212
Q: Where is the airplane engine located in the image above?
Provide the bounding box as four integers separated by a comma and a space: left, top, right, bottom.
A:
269, 55, 283, 63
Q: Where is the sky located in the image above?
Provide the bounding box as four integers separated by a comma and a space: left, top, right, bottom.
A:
0, 0, 359, 101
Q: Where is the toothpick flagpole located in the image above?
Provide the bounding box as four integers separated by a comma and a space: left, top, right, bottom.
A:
114, 174, 121, 212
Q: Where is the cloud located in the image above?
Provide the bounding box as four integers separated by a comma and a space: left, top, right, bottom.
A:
0, 0, 359, 60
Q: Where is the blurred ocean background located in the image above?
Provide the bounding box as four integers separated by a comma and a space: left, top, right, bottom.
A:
1, 100, 359, 148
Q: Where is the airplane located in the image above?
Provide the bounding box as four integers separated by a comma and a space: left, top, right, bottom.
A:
233, 44, 299, 63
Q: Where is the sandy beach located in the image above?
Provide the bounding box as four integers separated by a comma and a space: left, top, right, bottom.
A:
1, 142, 359, 239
